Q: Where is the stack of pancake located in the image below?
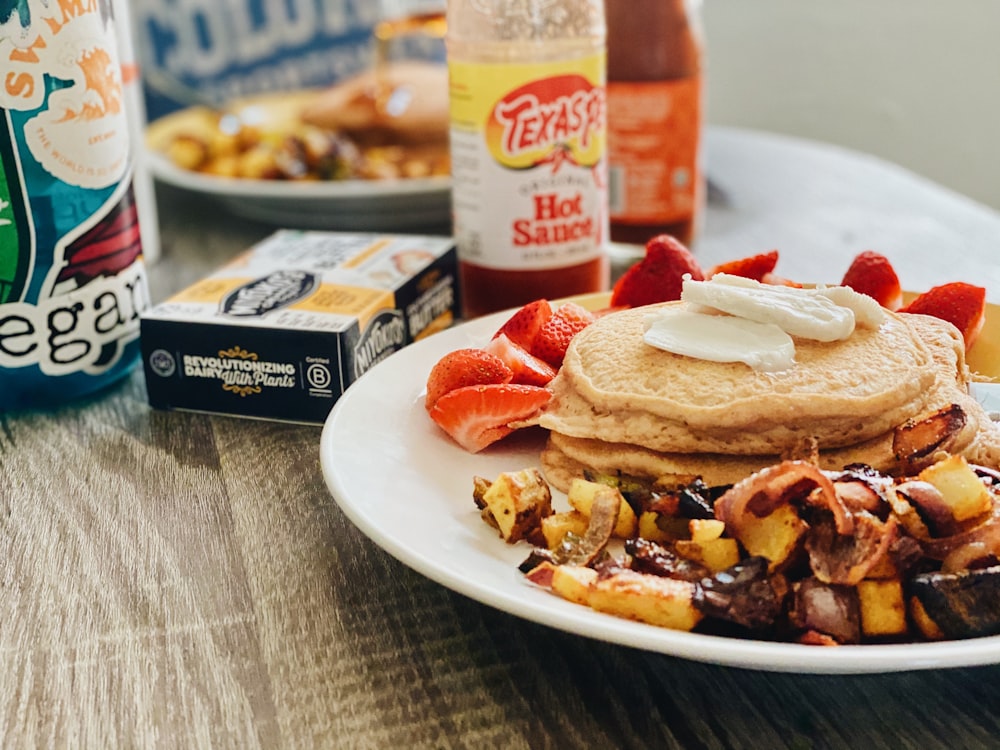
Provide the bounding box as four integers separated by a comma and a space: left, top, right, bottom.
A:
531, 302, 1000, 492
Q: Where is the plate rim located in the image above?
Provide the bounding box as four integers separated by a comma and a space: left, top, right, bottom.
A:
146, 149, 452, 201
320, 299, 1000, 674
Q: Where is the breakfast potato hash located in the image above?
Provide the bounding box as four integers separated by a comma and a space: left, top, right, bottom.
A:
479, 440, 1000, 645
150, 100, 450, 182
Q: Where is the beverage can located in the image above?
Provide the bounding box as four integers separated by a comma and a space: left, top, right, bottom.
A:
1, 0, 150, 411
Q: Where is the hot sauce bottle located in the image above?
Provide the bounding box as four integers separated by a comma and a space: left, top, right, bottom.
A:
605, 0, 705, 248
446, 0, 610, 318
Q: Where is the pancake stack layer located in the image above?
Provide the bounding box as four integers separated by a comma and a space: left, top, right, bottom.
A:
532, 302, 1000, 492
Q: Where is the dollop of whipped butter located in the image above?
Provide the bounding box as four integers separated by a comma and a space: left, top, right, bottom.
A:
643, 273, 886, 372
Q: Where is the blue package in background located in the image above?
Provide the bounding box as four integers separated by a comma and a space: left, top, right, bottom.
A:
131, 0, 384, 120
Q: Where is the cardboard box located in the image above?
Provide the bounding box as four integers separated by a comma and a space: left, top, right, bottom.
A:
140, 230, 459, 423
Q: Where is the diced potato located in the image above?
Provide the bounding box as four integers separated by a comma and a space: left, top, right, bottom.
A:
550, 565, 598, 606
588, 570, 702, 631
918, 454, 992, 523
165, 135, 208, 170
540, 511, 589, 550
202, 154, 240, 178
675, 537, 741, 573
482, 468, 552, 543
689, 518, 726, 543
857, 579, 908, 637
207, 129, 242, 159
863, 554, 900, 580
567, 478, 637, 538
638, 511, 674, 543
734, 504, 807, 569
237, 144, 281, 179
909, 596, 946, 641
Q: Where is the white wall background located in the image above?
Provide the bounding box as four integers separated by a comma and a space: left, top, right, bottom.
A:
702, 0, 1000, 211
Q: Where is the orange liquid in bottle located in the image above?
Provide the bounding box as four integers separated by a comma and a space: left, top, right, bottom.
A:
605, 0, 704, 248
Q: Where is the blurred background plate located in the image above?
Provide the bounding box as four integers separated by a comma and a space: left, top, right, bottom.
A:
146, 152, 451, 231
144, 96, 452, 232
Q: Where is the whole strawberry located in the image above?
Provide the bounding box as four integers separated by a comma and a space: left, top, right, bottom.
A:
901, 282, 987, 349
610, 234, 704, 308
840, 250, 903, 311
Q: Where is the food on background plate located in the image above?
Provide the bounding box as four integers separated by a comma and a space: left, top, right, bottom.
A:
148, 62, 450, 182
300, 62, 448, 148
421, 235, 999, 645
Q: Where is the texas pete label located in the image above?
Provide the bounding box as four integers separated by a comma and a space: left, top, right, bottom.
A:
449, 53, 608, 271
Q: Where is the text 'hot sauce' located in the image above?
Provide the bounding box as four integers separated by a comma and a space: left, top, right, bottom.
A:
446, 0, 609, 318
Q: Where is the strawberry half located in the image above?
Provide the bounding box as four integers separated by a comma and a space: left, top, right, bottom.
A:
530, 301, 596, 368
492, 299, 553, 350
609, 234, 704, 308
707, 250, 779, 281
425, 348, 513, 411
429, 383, 552, 453
485, 334, 557, 387
901, 281, 987, 349
840, 250, 903, 311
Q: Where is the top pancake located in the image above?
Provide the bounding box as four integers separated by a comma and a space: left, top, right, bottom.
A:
532, 303, 957, 455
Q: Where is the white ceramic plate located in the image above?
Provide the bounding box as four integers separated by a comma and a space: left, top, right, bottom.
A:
320, 306, 1000, 674
144, 94, 451, 232
147, 150, 451, 231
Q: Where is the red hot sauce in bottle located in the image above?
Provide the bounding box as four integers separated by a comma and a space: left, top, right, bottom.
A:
447, 0, 610, 318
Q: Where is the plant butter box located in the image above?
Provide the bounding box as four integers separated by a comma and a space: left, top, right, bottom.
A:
140, 230, 459, 423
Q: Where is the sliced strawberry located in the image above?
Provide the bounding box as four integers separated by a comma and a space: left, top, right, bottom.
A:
707, 250, 779, 281
609, 234, 704, 308
901, 282, 987, 349
425, 348, 513, 411
530, 301, 596, 368
840, 250, 903, 311
429, 383, 552, 453
492, 299, 553, 350
485, 333, 558, 386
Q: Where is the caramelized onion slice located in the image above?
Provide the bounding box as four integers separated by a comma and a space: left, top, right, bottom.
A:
551, 486, 620, 567
892, 403, 967, 471
807, 513, 899, 585
715, 460, 853, 536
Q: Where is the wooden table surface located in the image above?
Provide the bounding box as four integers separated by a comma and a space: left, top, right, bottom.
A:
5, 127, 1000, 749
